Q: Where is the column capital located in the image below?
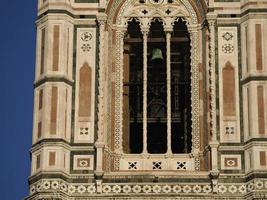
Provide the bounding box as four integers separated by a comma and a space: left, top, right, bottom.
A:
187, 24, 202, 33
97, 13, 107, 26
140, 18, 151, 35
206, 13, 217, 21
115, 27, 127, 38
206, 13, 217, 27
164, 28, 173, 33
163, 18, 174, 33
209, 141, 219, 148
141, 29, 149, 36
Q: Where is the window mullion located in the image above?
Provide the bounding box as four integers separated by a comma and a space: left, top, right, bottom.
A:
142, 32, 148, 154
166, 31, 172, 154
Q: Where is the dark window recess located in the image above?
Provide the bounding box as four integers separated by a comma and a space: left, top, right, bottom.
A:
147, 19, 167, 154
123, 19, 143, 154
171, 19, 192, 153
123, 18, 192, 154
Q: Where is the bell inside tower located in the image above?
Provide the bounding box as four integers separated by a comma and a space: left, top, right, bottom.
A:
123, 18, 192, 154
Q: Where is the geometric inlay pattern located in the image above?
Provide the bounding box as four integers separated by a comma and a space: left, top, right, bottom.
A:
128, 162, 137, 170
224, 158, 237, 167
222, 32, 233, 41
81, 32, 92, 42
177, 161, 187, 170
222, 44, 234, 54
81, 44, 92, 52
77, 158, 90, 167
152, 161, 162, 170
30, 179, 267, 196
225, 126, 235, 134
79, 127, 89, 135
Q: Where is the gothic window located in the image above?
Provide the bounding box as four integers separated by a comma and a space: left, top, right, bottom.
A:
123, 19, 143, 153
147, 19, 167, 154
171, 19, 192, 153
123, 18, 192, 154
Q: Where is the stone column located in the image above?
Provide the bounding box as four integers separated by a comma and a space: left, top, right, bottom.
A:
95, 13, 107, 176
166, 31, 172, 154
188, 24, 201, 170
142, 30, 148, 154
140, 18, 150, 154
207, 13, 219, 192
114, 27, 126, 153
163, 19, 173, 155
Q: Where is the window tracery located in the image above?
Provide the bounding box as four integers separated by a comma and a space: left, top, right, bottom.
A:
110, 0, 202, 171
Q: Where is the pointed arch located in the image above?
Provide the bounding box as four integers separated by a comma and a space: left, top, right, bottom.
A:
78, 62, 92, 117
106, 0, 207, 26
222, 61, 236, 116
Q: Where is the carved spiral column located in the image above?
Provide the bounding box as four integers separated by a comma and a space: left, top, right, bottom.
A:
114, 27, 126, 153
96, 14, 107, 143
188, 25, 201, 170
207, 15, 219, 175
95, 14, 107, 175
208, 18, 217, 144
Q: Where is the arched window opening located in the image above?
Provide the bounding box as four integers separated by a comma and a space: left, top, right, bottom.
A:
123, 19, 143, 153
123, 18, 192, 154
171, 19, 192, 153
147, 19, 167, 154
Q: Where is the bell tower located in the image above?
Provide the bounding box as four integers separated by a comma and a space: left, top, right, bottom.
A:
27, 0, 267, 199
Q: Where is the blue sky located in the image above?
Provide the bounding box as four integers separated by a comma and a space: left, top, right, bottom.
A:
0, 1, 37, 199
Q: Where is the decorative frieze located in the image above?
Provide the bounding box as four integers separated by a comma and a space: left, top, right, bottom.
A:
119, 155, 194, 171
30, 178, 267, 197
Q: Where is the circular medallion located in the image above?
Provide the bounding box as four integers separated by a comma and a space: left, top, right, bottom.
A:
81, 32, 92, 42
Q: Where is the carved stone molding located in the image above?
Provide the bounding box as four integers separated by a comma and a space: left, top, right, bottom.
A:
107, 0, 207, 26
111, 0, 203, 172
96, 14, 107, 142
114, 28, 126, 152
207, 15, 217, 142
30, 178, 267, 197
